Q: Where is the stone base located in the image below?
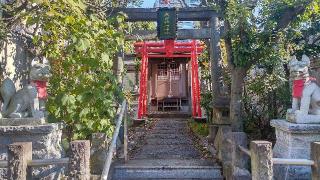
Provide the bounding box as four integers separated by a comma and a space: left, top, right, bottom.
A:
0, 123, 65, 179
0, 117, 46, 126
271, 119, 320, 180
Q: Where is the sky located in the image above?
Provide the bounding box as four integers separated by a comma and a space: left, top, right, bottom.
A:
141, 0, 156, 8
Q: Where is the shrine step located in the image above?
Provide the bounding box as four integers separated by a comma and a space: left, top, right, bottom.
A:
133, 144, 201, 159
147, 112, 191, 118
112, 159, 223, 180
146, 138, 193, 145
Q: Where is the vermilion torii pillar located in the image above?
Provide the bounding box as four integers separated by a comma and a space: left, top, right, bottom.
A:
137, 42, 148, 119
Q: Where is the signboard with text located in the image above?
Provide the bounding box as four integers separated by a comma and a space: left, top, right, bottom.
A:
157, 8, 177, 40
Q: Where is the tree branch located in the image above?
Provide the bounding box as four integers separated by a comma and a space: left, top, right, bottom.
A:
275, 0, 313, 31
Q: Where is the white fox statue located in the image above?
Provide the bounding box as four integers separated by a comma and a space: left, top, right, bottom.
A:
0, 57, 51, 118
287, 55, 320, 123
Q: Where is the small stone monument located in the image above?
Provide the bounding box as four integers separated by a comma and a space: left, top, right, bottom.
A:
0, 57, 64, 179
271, 55, 320, 179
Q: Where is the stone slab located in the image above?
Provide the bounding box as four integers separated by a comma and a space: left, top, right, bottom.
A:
146, 138, 193, 145
113, 165, 222, 180
0, 117, 46, 126
134, 144, 201, 159
0, 123, 64, 134
115, 159, 217, 167
271, 119, 320, 133
271, 119, 320, 180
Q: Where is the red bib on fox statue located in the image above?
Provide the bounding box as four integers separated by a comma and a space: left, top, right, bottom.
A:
292, 79, 305, 98
31, 80, 48, 100
292, 77, 316, 98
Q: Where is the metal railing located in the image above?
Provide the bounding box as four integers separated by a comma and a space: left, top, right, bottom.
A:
101, 100, 128, 180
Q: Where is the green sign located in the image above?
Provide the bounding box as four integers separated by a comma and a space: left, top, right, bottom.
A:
157, 8, 177, 40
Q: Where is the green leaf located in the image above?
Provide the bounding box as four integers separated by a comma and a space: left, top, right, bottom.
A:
65, 16, 75, 24
101, 53, 109, 63
61, 94, 76, 106
79, 108, 90, 118
31, 0, 44, 4
76, 38, 90, 52
46, 9, 56, 17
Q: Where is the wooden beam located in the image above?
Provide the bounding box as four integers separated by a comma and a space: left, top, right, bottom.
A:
107, 8, 219, 22
126, 28, 211, 40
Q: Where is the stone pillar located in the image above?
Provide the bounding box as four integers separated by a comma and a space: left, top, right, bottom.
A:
7, 142, 32, 180
68, 140, 90, 180
209, 16, 222, 99
214, 125, 232, 163
230, 132, 251, 179
250, 141, 273, 180
90, 133, 109, 175
271, 119, 320, 179
311, 142, 320, 179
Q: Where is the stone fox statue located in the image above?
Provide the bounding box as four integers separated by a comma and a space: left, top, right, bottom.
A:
0, 58, 51, 118
287, 55, 320, 123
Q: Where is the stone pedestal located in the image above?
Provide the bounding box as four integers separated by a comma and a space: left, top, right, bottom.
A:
0, 117, 45, 126
0, 122, 65, 179
271, 119, 320, 180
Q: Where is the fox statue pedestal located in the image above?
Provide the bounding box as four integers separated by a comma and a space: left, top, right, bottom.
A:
271, 119, 320, 180
0, 117, 45, 126
0, 122, 65, 179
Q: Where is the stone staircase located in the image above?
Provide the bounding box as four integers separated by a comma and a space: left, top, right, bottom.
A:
112, 118, 223, 180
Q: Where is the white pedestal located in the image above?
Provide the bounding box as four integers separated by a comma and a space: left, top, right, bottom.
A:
271, 119, 320, 180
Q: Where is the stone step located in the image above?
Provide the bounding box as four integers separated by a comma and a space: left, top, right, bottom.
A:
154, 121, 187, 124
114, 179, 220, 180
146, 138, 193, 145
147, 133, 190, 139
112, 159, 222, 180
155, 120, 188, 124
153, 123, 187, 128
152, 126, 186, 131
148, 113, 191, 118
133, 145, 201, 159
149, 129, 188, 134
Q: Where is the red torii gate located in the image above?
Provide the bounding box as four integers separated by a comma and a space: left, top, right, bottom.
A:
134, 40, 203, 119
